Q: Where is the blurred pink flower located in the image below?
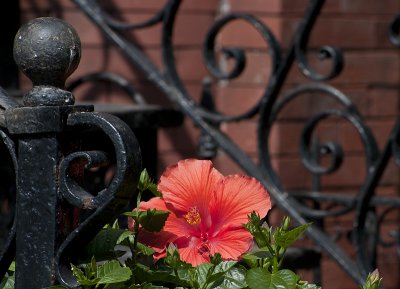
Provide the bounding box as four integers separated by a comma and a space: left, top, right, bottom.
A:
134, 159, 271, 266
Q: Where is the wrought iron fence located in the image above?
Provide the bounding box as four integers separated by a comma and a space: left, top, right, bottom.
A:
0, 0, 399, 288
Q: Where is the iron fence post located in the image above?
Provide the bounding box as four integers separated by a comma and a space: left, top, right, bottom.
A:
6, 17, 83, 288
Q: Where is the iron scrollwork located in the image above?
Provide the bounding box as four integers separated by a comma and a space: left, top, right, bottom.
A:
56, 111, 141, 288
72, 0, 400, 286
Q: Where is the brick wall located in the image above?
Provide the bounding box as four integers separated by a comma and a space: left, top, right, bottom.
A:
18, 0, 400, 288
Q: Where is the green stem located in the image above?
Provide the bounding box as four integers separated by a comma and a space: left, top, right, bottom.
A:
277, 249, 286, 269
272, 245, 281, 273
131, 191, 142, 264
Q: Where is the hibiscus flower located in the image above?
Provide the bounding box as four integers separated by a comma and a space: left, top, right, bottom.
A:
134, 159, 271, 266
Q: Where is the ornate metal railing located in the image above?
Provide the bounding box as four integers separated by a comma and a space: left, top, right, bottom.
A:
0, 0, 399, 287
70, 0, 400, 286
0, 17, 142, 288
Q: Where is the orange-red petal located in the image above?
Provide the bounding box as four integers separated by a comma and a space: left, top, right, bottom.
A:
139, 196, 168, 211
158, 159, 223, 218
174, 236, 210, 266
138, 196, 197, 243
210, 175, 271, 230
208, 226, 254, 260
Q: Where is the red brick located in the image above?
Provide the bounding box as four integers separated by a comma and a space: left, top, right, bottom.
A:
118, 12, 215, 47
321, 259, 358, 289
272, 156, 312, 190
267, 122, 302, 155
359, 120, 395, 150
345, 88, 399, 118
215, 86, 264, 116
230, 0, 283, 14
219, 16, 283, 48
158, 119, 200, 153
70, 81, 131, 104
72, 46, 210, 86
157, 151, 195, 177
287, 51, 400, 85
222, 121, 258, 153
93, 0, 219, 12
282, 0, 400, 15
213, 151, 259, 176
20, 10, 104, 47
283, 17, 384, 49
200, 50, 275, 85
331, 0, 400, 14
20, 0, 75, 11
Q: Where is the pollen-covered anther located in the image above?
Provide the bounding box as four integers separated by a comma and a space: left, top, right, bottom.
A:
185, 206, 201, 225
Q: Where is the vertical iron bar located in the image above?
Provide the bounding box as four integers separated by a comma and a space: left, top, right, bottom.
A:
15, 137, 58, 287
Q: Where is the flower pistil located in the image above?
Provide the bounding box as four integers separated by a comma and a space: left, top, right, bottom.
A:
185, 206, 201, 225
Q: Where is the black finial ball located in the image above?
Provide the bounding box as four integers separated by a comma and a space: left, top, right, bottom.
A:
14, 17, 81, 106
13, 17, 81, 106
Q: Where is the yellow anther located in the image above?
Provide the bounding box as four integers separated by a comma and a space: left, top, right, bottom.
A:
185, 207, 201, 225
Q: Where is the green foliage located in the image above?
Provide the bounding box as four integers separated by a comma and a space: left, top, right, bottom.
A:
137, 168, 162, 197
0, 262, 15, 289
243, 214, 318, 289
70, 258, 131, 288
0, 168, 383, 288
361, 269, 382, 289
245, 268, 298, 289
243, 214, 311, 272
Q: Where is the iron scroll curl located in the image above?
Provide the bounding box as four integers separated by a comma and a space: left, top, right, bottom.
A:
0, 88, 19, 279
0, 130, 17, 279
56, 111, 141, 288
294, 0, 344, 81
163, 1, 282, 123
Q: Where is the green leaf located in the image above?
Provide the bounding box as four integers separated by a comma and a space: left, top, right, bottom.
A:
148, 183, 162, 197
8, 262, 15, 272
132, 263, 191, 287
195, 262, 213, 288
0, 276, 15, 289
71, 263, 87, 282
123, 211, 139, 218
241, 249, 272, 268
297, 281, 321, 289
111, 219, 120, 229
71, 263, 100, 286
210, 253, 223, 266
245, 268, 297, 289
137, 169, 162, 197
213, 261, 237, 275
116, 230, 134, 245
82, 228, 128, 262
139, 209, 170, 232
203, 261, 240, 289
143, 284, 168, 289
164, 244, 183, 270
275, 269, 298, 289
96, 260, 132, 284
274, 223, 311, 249
244, 212, 270, 248
138, 168, 152, 192
210, 266, 248, 289
137, 242, 156, 256
142, 284, 169, 289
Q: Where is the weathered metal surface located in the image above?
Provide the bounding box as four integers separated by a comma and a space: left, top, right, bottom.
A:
0, 16, 142, 288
